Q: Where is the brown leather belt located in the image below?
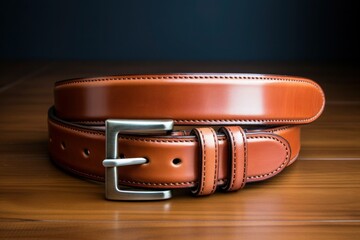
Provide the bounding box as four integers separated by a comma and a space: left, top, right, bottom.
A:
48, 73, 325, 200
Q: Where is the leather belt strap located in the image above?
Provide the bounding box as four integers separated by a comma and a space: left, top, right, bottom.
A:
48, 110, 298, 188
48, 73, 324, 199
54, 74, 325, 125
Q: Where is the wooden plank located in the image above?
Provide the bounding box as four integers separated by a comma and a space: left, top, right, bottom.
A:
300, 105, 360, 159
1, 159, 360, 221
0, 62, 359, 239
1, 221, 359, 240
0, 61, 50, 91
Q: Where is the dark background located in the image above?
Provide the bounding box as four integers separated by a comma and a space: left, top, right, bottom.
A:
0, 0, 358, 61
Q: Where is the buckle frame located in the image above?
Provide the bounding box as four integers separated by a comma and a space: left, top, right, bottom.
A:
102, 119, 173, 201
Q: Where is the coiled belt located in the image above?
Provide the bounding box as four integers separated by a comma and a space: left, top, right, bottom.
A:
48, 73, 325, 200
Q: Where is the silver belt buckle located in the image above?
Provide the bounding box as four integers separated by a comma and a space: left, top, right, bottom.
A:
102, 119, 173, 201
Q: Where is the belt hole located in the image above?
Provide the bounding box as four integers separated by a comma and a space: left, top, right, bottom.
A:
172, 158, 182, 166
61, 141, 66, 150
83, 148, 90, 157
119, 153, 125, 158
141, 158, 150, 166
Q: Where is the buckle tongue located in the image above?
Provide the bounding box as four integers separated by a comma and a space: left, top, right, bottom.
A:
102, 119, 173, 201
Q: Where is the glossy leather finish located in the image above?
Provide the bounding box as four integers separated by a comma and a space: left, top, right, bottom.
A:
48, 73, 324, 196
191, 127, 220, 196
219, 126, 247, 192
49, 112, 296, 189
54, 74, 325, 125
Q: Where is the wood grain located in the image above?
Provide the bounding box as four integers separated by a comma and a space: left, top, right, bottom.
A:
0, 62, 359, 239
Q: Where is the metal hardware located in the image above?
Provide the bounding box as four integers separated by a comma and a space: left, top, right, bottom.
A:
102, 119, 173, 201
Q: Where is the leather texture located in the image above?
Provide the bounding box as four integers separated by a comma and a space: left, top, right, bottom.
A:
48, 113, 297, 189
219, 126, 247, 192
48, 73, 325, 196
54, 74, 325, 125
191, 127, 220, 196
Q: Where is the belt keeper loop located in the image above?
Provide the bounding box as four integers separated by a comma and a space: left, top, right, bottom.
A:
191, 127, 219, 196
219, 126, 248, 192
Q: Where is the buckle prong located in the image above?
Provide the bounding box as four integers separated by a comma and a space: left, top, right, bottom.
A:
102, 119, 173, 201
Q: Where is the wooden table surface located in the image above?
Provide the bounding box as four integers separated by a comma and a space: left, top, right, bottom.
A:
0, 62, 359, 239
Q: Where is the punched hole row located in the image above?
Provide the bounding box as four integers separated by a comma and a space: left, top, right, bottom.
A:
58, 140, 90, 158
53, 139, 182, 165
